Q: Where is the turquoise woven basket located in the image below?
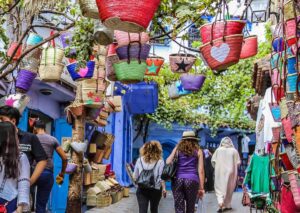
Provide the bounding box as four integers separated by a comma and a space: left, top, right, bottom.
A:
113, 60, 147, 83
26, 33, 43, 46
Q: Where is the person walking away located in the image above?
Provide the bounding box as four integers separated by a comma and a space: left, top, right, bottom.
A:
211, 137, 241, 212
166, 131, 205, 213
0, 106, 47, 186
0, 122, 30, 213
33, 120, 68, 213
134, 141, 166, 213
203, 148, 214, 192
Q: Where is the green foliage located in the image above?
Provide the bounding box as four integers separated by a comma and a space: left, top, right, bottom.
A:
65, 14, 95, 68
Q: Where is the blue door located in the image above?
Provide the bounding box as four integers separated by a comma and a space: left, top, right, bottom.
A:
49, 118, 72, 213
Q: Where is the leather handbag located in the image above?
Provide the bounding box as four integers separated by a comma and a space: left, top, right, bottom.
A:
161, 152, 178, 181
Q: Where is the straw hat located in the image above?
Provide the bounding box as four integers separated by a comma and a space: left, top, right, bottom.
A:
182, 131, 199, 141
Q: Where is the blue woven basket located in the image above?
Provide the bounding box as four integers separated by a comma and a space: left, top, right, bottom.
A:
26, 33, 43, 46
124, 82, 158, 114
272, 37, 284, 52
287, 74, 299, 93
287, 56, 298, 75
67, 61, 95, 81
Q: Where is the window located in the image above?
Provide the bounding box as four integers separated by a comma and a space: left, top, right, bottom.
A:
150, 25, 171, 46
188, 25, 200, 47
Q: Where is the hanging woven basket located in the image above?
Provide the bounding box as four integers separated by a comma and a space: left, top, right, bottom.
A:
168, 81, 191, 99
284, 0, 300, 21
116, 44, 151, 61
26, 32, 43, 46
199, 20, 246, 44
113, 60, 146, 83
106, 43, 119, 81
96, 0, 161, 33
145, 56, 164, 76
285, 18, 299, 47
114, 31, 150, 47
180, 74, 206, 91
287, 56, 299, 75
81, 79, 104, 108
67, 60, 96, 81
199, 34, 244, 72
79, 0, 99, 19
94, 20, 114, 45
169, 53, 197, 73
16, 69, 37, 93
240, 35, 258, 59
7, 42, 22, 60
287, 73, 300, 93
39, 47, 65, 82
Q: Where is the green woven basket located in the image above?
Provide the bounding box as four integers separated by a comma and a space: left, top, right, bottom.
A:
113, 60, 146, 84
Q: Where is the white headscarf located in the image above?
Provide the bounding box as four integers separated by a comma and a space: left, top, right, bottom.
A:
219, 137, 234, 148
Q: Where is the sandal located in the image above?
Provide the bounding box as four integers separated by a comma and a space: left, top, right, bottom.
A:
217, 208, 223, 212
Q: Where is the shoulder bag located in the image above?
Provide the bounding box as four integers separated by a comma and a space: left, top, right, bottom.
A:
161, 151, 178, 181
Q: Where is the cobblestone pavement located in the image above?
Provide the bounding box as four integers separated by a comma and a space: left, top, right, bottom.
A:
86, 191, 250, 213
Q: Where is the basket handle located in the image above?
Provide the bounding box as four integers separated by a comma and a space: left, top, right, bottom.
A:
127, 33, 142, 64
210, 0, 228, 45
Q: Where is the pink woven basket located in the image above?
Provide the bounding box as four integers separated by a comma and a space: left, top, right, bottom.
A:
115, 31, 149, 47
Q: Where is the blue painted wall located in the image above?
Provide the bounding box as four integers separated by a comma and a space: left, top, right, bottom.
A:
101, 97, 133, 186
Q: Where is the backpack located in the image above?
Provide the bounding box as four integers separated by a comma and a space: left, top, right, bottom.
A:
137, 159, 158, 189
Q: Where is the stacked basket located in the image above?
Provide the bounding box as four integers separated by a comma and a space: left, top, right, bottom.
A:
112, 30, 150, 83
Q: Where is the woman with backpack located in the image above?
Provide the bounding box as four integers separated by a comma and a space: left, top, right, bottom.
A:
0, 121, 30, 213
166, 131, 205, 213
134, 141, 166, 213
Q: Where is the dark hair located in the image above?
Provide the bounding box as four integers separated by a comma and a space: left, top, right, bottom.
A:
0, 106, 21, 125
0, 122, 19, 179
34, 120, 46, 130
177, 139, 200, 156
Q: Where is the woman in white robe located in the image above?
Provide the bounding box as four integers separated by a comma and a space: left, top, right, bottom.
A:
211, 137, 241, 212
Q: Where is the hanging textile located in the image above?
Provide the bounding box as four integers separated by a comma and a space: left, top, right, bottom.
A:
244, 154, 274, 193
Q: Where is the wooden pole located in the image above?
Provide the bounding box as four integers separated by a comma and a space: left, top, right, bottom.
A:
66, 116, 85, 213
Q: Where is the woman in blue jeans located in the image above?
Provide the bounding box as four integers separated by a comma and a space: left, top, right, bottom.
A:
167, 131, 205, 213
33, 120, 67, 213
0, 122, 30, 213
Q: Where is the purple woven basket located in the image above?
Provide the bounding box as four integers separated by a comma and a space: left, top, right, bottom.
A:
16, 69, 37, 92
116, 44, 150, 61
180, 74, 206, 91
67, 61, 95, 81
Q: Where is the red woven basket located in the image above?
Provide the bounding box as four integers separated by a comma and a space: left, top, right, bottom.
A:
240, 35, 258, 59
96, 0, 161, 33
199, 34, 244, 72
199, 20, 246, 44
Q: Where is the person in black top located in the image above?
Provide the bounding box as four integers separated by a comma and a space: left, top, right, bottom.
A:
0, 106, 47, 186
